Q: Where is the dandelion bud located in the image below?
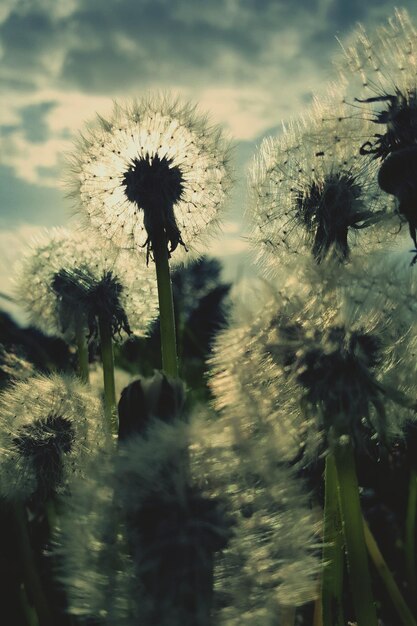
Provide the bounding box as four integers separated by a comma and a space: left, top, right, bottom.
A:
118, 372, 186, 439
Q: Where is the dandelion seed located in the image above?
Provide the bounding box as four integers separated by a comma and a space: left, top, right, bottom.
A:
67, 94, 233, 260
247, 93, 391, 275
15, 228, 158, 341
0, 373, 105, 503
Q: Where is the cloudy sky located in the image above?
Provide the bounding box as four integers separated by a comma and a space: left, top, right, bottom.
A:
0, 0, 415, 316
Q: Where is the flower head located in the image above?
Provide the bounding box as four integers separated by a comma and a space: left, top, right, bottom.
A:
210, 275, 417, 462
67, 94, 232, 259
338, 9, 417, 247
15, 228, 158, 340
247, 93, 392, 275
57, 418, 233, 626
0, 373, 105, 503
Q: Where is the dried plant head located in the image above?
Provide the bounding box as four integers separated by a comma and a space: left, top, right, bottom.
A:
190, 411, 320, 623
66, 93, 233, 261
210, 274, 417, 464
0, 373, 105, 503
56, 417, 233, 626
337, 9, 417, 248
247, 89, 395, 277
15, 227, 158, 341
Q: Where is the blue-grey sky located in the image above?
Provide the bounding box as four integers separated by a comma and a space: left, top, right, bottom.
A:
0, 0, 415, 311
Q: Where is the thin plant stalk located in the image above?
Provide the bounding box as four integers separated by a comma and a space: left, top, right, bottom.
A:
406, 467, 417, 598
152, 235, 179, 378
19, 584, 40, 626
281, 606, 296, 626
333, 438, 378, 626
363, 518, 417, 626
74, 315, 89, 383
312, 594, 323, 626
322, 453, 344, 626
13, 502, 54, 626
98, 314, 117, 435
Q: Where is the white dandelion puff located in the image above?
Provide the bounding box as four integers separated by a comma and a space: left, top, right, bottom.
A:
190, 412, 320, 624
14, 227, 158, 341
247, 91, 394, 276
337, 9, 417, 248
56, 417, 233, 626
0, 373, 105, 503
209, 276, 417, 463
67, 94, 233, 260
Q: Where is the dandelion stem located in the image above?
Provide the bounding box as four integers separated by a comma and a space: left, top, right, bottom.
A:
281, 606, 296, 626
363, 518, 417, 626
74, 315, 89, 383
405, 467, 417, 599
13, 502, 54, 626
322, 452, 345, 626
19, 583, 40, 626
98, 314, 117, 435
333, 438, 378, 626
152, 235, 178, 377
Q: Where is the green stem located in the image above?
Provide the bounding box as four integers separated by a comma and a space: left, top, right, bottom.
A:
322, 453, 345, 626
333, 438, 378, 626
74, 316, 89, 383
406, 467, 417, 599
152, 235, 178, 378
363, 518, 417, 626
98, 315, 117, 435
281, 606, 296, 626
312, 594, 323, 626
19, 583, 40, 626
13, 502, 54, 626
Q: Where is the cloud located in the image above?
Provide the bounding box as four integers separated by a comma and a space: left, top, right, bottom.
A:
2, 0, 417, 229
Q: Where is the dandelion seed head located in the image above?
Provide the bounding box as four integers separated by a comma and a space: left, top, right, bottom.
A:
338, 9, 417, 245
57, 418, 234, 626
210, 276, 417, 462
67, 94, 233, 259
247, 93, 392, 275
15, 228, 158, 340
0, 373, 105, 502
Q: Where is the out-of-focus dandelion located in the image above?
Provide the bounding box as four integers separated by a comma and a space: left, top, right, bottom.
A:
247, 94, 392, 276
0, 373, 105, 504
210, 276, 417, 462
338, 9, 417, 250
57, 417, 233, 626
15, 228, 158, 343
68, 94, 232, 260
210, 274, 417, 626
15, 228, 158, 429
190, 412, 320, 624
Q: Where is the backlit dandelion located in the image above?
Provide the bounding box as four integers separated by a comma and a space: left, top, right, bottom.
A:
0, 373, 105, 503
247, 94, 392, 274
68, 94, 232, 260
210, 276, 417, 462
338, 9, 417, 248
15, 227, 158, 341
57, 418, 233, 626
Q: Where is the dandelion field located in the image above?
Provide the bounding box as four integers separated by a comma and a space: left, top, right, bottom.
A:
5, 8, 417, 626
